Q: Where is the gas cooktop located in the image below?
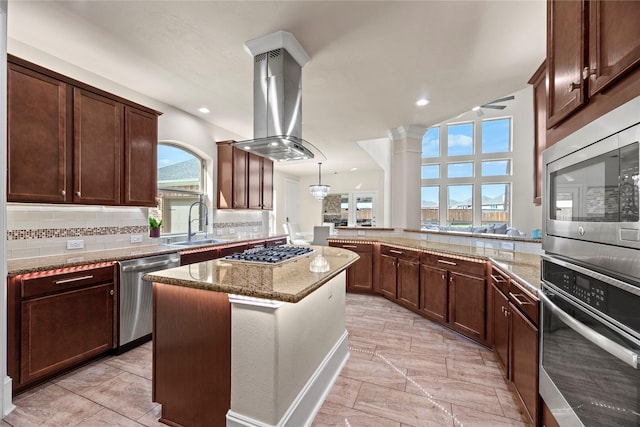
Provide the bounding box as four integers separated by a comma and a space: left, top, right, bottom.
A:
224, 245, 314, 264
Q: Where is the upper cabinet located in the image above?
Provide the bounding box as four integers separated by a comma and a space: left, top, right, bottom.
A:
217, 141, 273, 210
528, 61, 547, 206
7, 56, 160, 207
546, 0, 640, 131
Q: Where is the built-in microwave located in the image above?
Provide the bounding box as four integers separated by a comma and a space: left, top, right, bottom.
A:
543, 96, 640, 284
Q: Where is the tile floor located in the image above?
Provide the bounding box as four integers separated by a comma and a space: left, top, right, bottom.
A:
2, 293, 531, 427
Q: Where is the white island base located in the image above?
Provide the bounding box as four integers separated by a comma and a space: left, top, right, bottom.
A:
152, 271, 349, 427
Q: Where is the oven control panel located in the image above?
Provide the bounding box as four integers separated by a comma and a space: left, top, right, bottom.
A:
545, 265, 607, 310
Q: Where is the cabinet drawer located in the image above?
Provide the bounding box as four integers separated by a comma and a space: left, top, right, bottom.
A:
266, 237, 287, 247
421, 253, 486, 277
509, 280, 539, 326
329, 242, 373, 253
180, 248, 219, 266
380, 245, 420, 261
490, 267, 510, 295
20, 264, 114, 299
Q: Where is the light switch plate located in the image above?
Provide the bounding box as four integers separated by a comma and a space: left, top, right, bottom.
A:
67, 239, 84, 250
357, 230, 365, 236
130, 234, 142, 243
229, 228, 236, 234
216, 229, 224, 236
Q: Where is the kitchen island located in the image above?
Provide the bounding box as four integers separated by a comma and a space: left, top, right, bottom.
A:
144, 245, 359, 427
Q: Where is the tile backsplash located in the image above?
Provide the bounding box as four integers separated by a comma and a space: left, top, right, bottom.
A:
6, 204, 269, 260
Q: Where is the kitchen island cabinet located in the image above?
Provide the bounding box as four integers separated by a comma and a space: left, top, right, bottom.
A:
146, 246, 358, 427
328, 241, 373, 292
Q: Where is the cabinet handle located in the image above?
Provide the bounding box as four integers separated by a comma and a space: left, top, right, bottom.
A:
438, 259, 457, 266
342, 245, 358, 249
491, 274, 507, 284
390, 249, 403, 255
55, 275, 94, 285
568, 81, 581, 92
509, 292, 533, 306
583, 66, 596, 79
501, 305, 505, 313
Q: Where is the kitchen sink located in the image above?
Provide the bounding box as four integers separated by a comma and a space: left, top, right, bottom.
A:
170, 239, 228, 247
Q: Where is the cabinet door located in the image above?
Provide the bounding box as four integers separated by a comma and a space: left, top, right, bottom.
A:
232, 148, 248, 209
379, 254, 397, 299
7, 64, 70, 203
397, 259, 420, 310
73, 88, 123, 205
20, 283, 114, 385
547, 0, 587, 128
262, 158, 274, 210
450, 272, 486, 342
248, 152, 262, 209
510, 302, 539, 426
123, 107, 157, 206
529, 61, 547, 205
492, 285, 510, 373
588, 0, 640, 96
419, 265, 448, 323
217, 143, 234, 209
349, 252, 373, 292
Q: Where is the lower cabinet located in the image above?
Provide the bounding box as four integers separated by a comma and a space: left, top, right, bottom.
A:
379, 245, 420, 308
450, 271, 486, 342
8, 264, 115, 391
328, 242, 373, 292
491, 266, 539, 426
419, 264, 448, 323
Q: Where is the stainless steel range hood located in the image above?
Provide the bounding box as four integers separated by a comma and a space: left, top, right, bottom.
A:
237, 31, 322, 162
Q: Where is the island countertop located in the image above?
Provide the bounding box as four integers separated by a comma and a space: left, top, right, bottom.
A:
144, 245, 359, 303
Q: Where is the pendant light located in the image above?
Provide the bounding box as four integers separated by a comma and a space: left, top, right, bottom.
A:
309, 162, 330, 200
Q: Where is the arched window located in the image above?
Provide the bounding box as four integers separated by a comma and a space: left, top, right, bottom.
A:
152, 143, 205, 235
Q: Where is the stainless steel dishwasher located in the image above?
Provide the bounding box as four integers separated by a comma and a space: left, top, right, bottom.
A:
117, 253, 180, 352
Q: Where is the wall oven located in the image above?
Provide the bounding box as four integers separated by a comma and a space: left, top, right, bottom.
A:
543, 96, 640, 283
540, 255, 640, 427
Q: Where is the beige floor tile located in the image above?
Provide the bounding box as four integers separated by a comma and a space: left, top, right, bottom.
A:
340, 356, 407, 391
445, 357, 511, 390
5, 383, 103, 427
53, 360, 124, 395
451, 403, 532, 427
324, 376, 362, 408
103, 345, 153, 380
74, 408, 141, 426
313, 401, 402, 427
136, 405, 165, 427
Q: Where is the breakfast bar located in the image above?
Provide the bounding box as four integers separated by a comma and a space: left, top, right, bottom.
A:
144, 246, 359, 427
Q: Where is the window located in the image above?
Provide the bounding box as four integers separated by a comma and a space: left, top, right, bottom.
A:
420, 112, 514, 230
447, 122, 474, 156
482, 118, 511, 153
447, 185, 473, 227
422, 127, 440, 158
481, 183, 510, 225
422, 164, 439, 179
421, 186, 439, 227
154, 143, 206, 235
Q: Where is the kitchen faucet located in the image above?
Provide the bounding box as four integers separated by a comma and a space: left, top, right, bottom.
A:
187, 201, 209, 242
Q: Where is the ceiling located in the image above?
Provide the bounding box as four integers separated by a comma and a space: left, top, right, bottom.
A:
7, 0, 546, 177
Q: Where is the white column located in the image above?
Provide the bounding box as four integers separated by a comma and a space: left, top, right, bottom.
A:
387, 125, 426, 230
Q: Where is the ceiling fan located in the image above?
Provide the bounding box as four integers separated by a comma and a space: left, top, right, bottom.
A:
473, 95, 515, 116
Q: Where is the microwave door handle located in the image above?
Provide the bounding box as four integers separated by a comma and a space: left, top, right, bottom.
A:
540, 291, 639, 369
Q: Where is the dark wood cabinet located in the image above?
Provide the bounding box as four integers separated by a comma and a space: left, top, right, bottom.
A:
419, 264, 448, 323
378, 246, 420, 306
73, 88, 122, 205
379, 253, 397, 299
449, 271, 486, 342
265, 236, 287, 247
7, 63, 69, 203
232, 147, 248, 209
7, 56, 159, 207
329, 242, 374, 292
546, 0, 587, 128
248, 153, 274, 210
491, 266, 539, 426
397, 257, 420, 310
123, 107, 158, 206
180, 247, 220, 265
528, 61, 547, 206
8, 264, 115, 391
587, 0, 640, 96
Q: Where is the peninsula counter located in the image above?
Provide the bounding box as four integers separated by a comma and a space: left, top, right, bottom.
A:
144, 246, 359, 427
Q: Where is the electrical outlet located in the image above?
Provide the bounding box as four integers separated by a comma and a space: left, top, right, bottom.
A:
253, 226, 260, 232
130, 234, 142, 243
229, 228, 236, 235
216, 229, 224, 236
421, 234, 427, 240
357, 230, 365, 236
67, 239, 84, 250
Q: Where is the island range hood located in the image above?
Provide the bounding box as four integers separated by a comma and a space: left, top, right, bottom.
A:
236, 31, 322, 162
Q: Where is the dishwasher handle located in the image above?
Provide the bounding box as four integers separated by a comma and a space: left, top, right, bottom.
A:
120, 258, 178, 273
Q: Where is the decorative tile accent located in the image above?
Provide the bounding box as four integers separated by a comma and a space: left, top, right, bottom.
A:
7, 226, 148, 241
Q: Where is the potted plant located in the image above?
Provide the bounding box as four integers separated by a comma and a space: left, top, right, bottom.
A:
149, 217, 163, 238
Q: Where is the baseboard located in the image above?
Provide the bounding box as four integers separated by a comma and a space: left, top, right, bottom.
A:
3, 375, 15, 417
226, 330, 349, 427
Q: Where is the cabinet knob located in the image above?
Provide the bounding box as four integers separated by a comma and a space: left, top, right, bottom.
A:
583, 66, 596, 79
76, 191, 81, 197
441, 274, 446, 280
110, 289, 114, 296
61, 190, 66, 196
568, 81, 581, 92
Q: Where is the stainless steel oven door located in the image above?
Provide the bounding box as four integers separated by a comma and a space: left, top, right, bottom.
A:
539, 286, 640, 427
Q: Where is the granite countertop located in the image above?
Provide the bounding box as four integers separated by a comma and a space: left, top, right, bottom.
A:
327, 235, 541, 293
7, 234, 288, 276
145, 246, 359, 303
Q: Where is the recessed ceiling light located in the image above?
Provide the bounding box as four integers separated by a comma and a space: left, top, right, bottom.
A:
198, 107, 210, 114
472, 106, 481, 111
416, 99, 430, 107
350, 167, 358, 172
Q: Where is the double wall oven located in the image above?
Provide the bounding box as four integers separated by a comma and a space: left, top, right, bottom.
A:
541, 96, 640, 426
